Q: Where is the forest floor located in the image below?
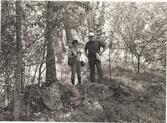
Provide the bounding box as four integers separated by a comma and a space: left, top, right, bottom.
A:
1, 65, 166, 122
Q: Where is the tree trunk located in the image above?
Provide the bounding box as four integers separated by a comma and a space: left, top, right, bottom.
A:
109, 47, 111, 81
87, 10, 95, 31
96, 2, 105, 38
131, 54, 137, 73
38, 44, 46, 86
14, 1, 22, 120
137, 56, 140, 74
87, 3, 95, 31
63, 12, 73, 47
45, 1, 58, 83
21, 62, 25, 92
0, 0, 1, 58
100, 2, 105, 26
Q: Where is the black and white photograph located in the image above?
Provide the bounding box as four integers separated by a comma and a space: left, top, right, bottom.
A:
0, 0, 166, 122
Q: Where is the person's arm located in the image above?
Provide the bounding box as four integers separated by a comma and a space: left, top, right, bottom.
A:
85, 50, 88, 57
68, 49, 74, 58
99, 40, 107, 55
77, 49, 81, 56
84, 43, 88, 57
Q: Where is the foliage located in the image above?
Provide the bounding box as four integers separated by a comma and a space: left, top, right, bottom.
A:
0, 1, 166, 121
105, 3, 167, 73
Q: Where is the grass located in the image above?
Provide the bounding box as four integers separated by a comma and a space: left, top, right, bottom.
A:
101, 65, 166, 123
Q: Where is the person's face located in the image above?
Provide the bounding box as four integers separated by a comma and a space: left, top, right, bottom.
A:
89, 36, 94, 41
74, 42, 78, 47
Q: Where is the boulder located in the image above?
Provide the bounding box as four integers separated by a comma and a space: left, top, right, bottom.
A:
41, 82, 64, 110
41, 82, 80, 110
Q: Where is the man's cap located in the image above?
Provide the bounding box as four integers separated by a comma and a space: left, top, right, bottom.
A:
89, 32, 94, 37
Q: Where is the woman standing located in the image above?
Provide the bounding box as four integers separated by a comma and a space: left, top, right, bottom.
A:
68, 40, 82, 85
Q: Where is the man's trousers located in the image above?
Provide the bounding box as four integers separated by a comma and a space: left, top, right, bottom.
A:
88, 56, 103, 82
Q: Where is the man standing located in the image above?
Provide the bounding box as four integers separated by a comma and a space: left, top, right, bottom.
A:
85, 32, 106, 82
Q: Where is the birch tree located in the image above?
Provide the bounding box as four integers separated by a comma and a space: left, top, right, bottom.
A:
14, 1, 22, 120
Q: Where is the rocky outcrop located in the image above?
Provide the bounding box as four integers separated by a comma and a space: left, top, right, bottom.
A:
28, 81, 133, 122
41, 82, 115, 110
37, 82, 116, 121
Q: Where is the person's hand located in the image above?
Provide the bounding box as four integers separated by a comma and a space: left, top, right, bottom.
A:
77, 52, 81, 56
